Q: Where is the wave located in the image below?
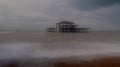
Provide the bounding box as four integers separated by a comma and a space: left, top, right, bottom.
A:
1, 56, 120, 67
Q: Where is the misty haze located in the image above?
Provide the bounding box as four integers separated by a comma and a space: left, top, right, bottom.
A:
0, 0, 120, 67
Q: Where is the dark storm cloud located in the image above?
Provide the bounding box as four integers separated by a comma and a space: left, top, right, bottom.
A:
71, 0, 120, 10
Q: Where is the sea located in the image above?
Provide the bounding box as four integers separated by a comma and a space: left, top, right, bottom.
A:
0, 31, 120, 67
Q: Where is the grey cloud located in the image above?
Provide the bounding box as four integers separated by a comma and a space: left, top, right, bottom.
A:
71, 0, 120, 10
93, 5, 120, 25
0, 0, 60, 31
0, 0, 120, 31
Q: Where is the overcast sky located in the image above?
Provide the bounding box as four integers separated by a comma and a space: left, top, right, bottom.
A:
0, 0, 120, 31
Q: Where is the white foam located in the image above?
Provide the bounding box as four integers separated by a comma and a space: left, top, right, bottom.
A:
0, 42, 120, 58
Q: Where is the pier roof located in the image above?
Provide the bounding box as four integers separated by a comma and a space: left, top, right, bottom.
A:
57, 21, 74, 25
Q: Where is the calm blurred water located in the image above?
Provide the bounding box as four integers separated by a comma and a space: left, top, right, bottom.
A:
0, 31, 120, 67
0, 31, 120, 58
